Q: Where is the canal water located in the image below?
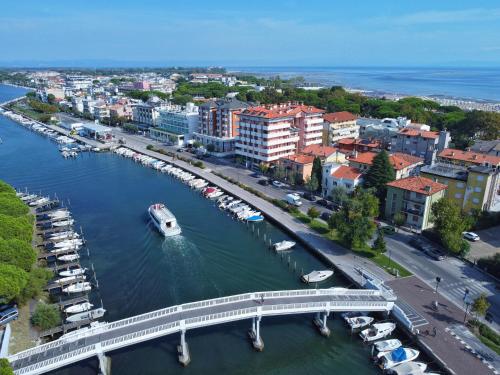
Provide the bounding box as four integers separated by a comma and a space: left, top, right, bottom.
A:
0, 85, 378, 374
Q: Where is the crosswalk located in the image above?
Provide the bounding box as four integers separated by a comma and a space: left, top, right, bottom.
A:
440, 279, 493, 305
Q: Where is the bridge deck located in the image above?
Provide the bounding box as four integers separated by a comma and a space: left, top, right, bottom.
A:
9, 289, 394, 375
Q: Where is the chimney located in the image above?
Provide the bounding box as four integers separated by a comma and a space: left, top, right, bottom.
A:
472, 154, 478, 160
424, 185, 432, 192
451, 151, 455, 156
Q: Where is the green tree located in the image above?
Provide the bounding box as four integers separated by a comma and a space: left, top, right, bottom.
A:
330, 186, 349, 208
192, 141, 202, 149
312, 157, 323, 191
258, 163, 269, 175
16, 268, 52, 304
122, 123, 138, 133
0, 238, 36, 271
46, 94, 56, 104
0, 195, 30, 217
307, 207, 320, 220
472, 294, 491, 318
0, 264, 28, 303
274, 165, 286, 180
31, 303, 61, 330
372, 229, 387, 253
288, 170, 298, 186
305, 175, 319, 193
431, 198, 473, 255
393, 212, 406, 231
206, 144, 215, 153
0, 213, 33, 243
0, 358, 14, 375
363, 150, 396, 203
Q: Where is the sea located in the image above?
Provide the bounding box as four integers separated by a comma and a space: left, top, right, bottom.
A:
230, 66, 500, 102
0, 84, 385, 374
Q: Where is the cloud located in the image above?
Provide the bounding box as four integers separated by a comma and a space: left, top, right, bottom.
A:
389, 8, 500, 26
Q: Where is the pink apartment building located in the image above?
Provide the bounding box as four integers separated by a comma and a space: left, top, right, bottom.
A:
235, 102, 324, 165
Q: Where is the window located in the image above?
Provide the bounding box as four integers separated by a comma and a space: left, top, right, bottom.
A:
454, 193, 462, 199
392, 193, 397, 201
477, 175, 484, 181
472, 198, 480, 204
412, 215, 419, 222
474, 187, 482, 193
456, 182, 464, 188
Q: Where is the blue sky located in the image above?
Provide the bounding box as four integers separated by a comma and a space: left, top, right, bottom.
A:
1, 0, 499, 67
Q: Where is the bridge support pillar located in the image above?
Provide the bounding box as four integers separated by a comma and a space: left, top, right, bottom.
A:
249, 317, 264, 351
313, 311, 330, 337
97, 351, 111, 375
177, 329, 191, 366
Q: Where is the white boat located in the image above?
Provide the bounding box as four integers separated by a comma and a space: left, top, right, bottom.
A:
207, 191, 224, 199
50, 232, 80, 241
65, 302, 94, 314
48, 210, 71, 219
50, 246, 80, 254
341, 311, 367, 322
148, 203, 181, 237
378, 347, 420, 370
273, 240, 296, 251
29, 197, 49, 206
20, 194, 37, 202
55, 275, 86, 284
59, 267, 86, 277
373, 339, 402, 354
52, 219, 74, 227
66, 308, 106, 323
57, 254, 80, 262
346, 316, 374, 330
387, 361, 427, 375
63, 282, 92, 294
301, 270, 334, 283
360, 322, 396, 342
54, 239, 83, 248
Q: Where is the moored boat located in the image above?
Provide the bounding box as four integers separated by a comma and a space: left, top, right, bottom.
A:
373, 339, 402, 355
378, 347, 420, 370
65, 302, 94, 314
360, 322, 396, 342
62, 281, 92, 294
58, 254, 80, 262
346, 316, 374, 330
301, 270, 334, 283
59, 267, 86, 277
273, 240, 296, 252
66, 307, 106, 323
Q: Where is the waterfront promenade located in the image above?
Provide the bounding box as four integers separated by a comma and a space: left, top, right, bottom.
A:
9, 289, 394, 375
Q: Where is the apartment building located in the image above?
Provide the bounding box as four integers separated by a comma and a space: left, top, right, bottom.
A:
348, 152, 423, 179
194, 98, 249, 156
322, 163, 363, 197
132, 102, 160, 127
385, 176, 447, 231
437, 148, 500, 169
235, 103, 324, 165
391, 128, 450, 164
322, 111, 359, 145
150, 103, 199, 146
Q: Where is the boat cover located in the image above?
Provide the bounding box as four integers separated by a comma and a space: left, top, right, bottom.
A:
391, 347, 407, 362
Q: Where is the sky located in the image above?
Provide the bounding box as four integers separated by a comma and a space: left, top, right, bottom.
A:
0, 0, 499, 67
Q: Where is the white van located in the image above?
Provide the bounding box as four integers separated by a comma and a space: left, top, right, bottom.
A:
286, 193, 302, 206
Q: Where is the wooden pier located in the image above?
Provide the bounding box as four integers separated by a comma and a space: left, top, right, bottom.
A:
37, 248, 78, 260
56, 296, 89, 309
48, 261, 81, 272
39, 318, 94, 338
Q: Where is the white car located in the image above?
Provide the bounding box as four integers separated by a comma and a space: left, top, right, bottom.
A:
272, 181, 286, 188
463, 232, 480, 241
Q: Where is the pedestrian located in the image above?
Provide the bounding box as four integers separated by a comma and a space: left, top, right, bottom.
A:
260, 294, 264, 305
433, 327, 437, 337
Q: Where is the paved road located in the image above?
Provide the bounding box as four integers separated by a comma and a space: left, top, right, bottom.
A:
468, 226, 500, 262
385, 231, 500, 331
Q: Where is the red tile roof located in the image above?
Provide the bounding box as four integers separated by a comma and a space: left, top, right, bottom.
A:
242, 103, 324, 119
301, 144, 339, 158
438, 148, 500, 166
331, 165, 363, 180
281, 154, 315, 165
349, 152, 423, 170
398, 128, 440, 139
386, 176, 447, 196
323, 111, 357, 123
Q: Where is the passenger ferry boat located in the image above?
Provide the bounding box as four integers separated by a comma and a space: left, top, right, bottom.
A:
148, 203, 181, 237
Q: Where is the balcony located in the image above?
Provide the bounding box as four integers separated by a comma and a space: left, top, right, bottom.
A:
304, 131, 323, 139
401, 206, 424, 216
403, 192, 427, 204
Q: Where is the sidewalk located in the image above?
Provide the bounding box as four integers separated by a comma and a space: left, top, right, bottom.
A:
388, 276, 496, 375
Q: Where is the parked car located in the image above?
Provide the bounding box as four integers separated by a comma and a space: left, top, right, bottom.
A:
258, 179, 269, 186
409, 238, 425, 250
250, 172, 261, 178
303, 192, 316, 202
317, 199, 329, 207
176, 148, 184, 152
0, 305, 18, 327
463, 232, 480, 242
285, 193, 302, 206
382, 226, 396, 235
320, 212, 331, 221
272, 180, 287, 188
422, 244, 445, 261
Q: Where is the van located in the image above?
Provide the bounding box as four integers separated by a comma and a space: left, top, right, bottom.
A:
286, 193, 302, 206
0, 306, 19, 326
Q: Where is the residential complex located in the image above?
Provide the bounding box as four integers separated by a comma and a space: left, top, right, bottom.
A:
150, 103, 199, 146
322, 164, 363, 196
385, 176, 447, 231
437, 148, 500, 169
194, 98, 249, 156
322, 111, 358, 145
391, 128, 450, 164
235, 102, 324, 165
348, 152, 423, 179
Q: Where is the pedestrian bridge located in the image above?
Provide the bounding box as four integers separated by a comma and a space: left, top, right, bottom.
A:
9, 288, 395, 375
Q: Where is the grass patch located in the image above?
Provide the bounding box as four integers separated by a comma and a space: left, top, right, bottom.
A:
469, 320, 500, 355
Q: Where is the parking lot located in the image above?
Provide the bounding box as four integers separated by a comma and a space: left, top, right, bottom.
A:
466, 225, 500, 262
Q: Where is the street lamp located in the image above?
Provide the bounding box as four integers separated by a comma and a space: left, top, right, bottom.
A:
463, 288, 472, 323
433, 276, 442, 310
435, 276, 442, 294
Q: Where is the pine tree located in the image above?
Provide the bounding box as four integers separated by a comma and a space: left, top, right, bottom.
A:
372, 229, 386, 253
363, 150, 396, 201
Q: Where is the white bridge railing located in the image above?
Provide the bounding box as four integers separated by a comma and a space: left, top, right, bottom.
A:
10, 289, 394, 374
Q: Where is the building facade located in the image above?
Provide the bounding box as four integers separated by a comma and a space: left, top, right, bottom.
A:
132, 103, 160, 127
348, 152, 424, 179
150, 103, 199, 146
322, 111, 359, 145
322, 163, 363, 197
385, 176, 447, 231
391, 128, 450, 165
235, 103, 324, 165
194, 98, 249, 156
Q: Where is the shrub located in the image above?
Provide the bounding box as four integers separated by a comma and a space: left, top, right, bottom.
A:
307, 207, 320, 219
477, 254, 500, 279
0, 238, 37, 271
0, 264, 28, 303
0, 358, 14, 375
146, 145, 154, 151
193, 161, 204, 169
16, 268, 52, 304
31, 303, 61, 330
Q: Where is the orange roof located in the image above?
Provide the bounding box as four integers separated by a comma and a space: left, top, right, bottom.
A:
438, 148, 500, 166
386, 176, 447, 196
349, 152, 423, 170
323, 111, 357, 123
242, 103, 324, 119
281, 154, 315, 165
301, 144, 339, 158
331, 165, 363, 180
398, 128, 440, 139
337, 137, 381, 148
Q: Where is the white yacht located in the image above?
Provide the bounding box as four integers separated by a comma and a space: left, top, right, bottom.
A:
378, 347, 420, 370
66, 308, 106, 323
62, 281, 92, 294
59, 267, 86, 277
346, 316, 374, 330
373, 339, 402, 355
387, 362, 427, 375
148, 203, 181, 237
58, 254, 80, 262
273, 240, 296, 252
65, 302, 93, 314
